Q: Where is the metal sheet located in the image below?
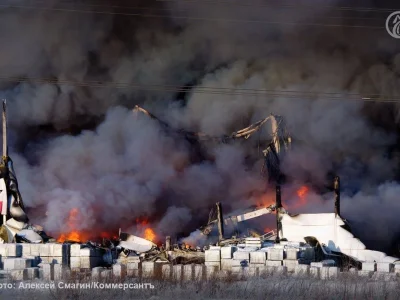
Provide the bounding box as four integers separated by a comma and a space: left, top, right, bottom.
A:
0, 178, 7, 216
119, 233, 156, 253
16, 229, 43, 243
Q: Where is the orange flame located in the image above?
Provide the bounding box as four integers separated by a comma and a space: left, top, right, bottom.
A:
264, 227, 272, 233
99, 232, 118, 240
255, 193, 275, 208
144, 228, 156, 242
136, 217, 156, 242
67, 208, 79, 227
57, 208, 82, 242
294, 185, 309, 208
56, 208, 95, 243
57, 231, 81, 243
297, 186, 309, 199
56, 208, 118, 243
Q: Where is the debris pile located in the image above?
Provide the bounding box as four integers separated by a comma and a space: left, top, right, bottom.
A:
0, 102, 398, 282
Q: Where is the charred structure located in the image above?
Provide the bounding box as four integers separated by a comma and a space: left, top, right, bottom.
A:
334, 176, 340, 217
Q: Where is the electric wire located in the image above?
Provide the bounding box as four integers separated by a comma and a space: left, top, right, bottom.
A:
0, 75, 399, 103
155, 0, 400, 13
1, 0, 391, 22
0, 3, 388, 29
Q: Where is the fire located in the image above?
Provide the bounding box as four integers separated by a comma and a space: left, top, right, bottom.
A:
55, 208, 119, 243
57, 231, 82, 243
293, 185, 309, 208
100, 232, 118, 240
184, 242, 194, 249
56, 208, 114, 243
67, 208, 79, 227
136, 217, 157, 243
255, 193, 275, 208
297, 186, 309, 199
57, 208, 83, 243
144, 228, 156, 242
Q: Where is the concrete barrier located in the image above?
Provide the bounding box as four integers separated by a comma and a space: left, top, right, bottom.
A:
183, 264, 194, 281
2, 243, 400, 283
173, 264, 183, 281
267, 248, 284, 261
395, 264, 400, 273
376, 263, 394, 273
0, 244, 22, 257
24, 267, 39, 280
283, 259, 299, 272
4, 258, 32, 270
20, 244, 31, 257
205, 250, 220, 262
112, 263, 127, 278
264, 266, 287, 276
54, 264, 63, 280
205, 261, 221, 270
266, 260, 282, 267
221, 258, 233, 270
205, 265, 218, 280
41, 263, 54, 281
362, 262, 376, 272
221, 246, 237, 259
233, 251, 250, 261
286, 249, 299, 260
320, 267, 338, 280
127, 262, 141, 277
294, 264, 309, 276
100, 270, 112, 279
141, 262, 155, 278
310, 260, 335, 268
70, 244, 81, 256
91, 266, 103, 280
10, 269, 24, 280
310, 267, 319, 278
161, 264, 172, 279
358, 270, 373, 278
250, 252, 266, 264
194, 264, 204, 281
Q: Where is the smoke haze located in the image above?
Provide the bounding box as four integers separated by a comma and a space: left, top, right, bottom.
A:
1, 0, 400, 252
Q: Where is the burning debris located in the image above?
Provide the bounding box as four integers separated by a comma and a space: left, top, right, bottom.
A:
0, 101, 397, 285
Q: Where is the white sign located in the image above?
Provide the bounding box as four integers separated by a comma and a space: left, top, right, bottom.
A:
386, 11, 400, 39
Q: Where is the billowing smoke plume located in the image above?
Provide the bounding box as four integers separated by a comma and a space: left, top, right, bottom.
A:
1, 0, 400, 252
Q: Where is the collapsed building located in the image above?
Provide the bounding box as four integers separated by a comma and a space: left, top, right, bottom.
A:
0, 101, 398, 281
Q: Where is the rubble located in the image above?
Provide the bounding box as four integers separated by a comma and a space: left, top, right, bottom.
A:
119, 232, 156, 253
0, 103, 397, 284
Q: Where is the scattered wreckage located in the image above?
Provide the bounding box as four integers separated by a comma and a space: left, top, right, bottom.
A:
0, 101, 397, 276
133, 105, 400, 267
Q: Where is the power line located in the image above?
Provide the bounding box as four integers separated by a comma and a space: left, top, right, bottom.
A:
0, 4, 386, 29
0, 0, 388, 22
156, 0, 400, 13
0, 75, 398, 103
13, 0, 399, 13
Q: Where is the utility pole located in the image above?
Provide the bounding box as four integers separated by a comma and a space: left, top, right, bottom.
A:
165, 236, 171, 251
275, 183, 282, 243
2, 100, 7, 160
334, 176, 340, 217
1, 100, 7, 224
216, 202, 224, 244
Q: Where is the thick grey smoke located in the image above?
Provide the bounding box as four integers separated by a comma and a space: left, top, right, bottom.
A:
0, 0, 400, 252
